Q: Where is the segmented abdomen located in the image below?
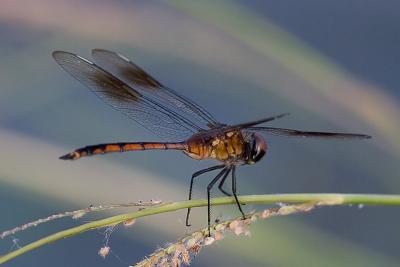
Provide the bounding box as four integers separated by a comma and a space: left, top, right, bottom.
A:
60, 142, 186, 160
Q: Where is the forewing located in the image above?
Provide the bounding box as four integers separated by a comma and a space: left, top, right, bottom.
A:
91, 49, 220, 130
53, 51, 198, 140
249, 127, 371, 139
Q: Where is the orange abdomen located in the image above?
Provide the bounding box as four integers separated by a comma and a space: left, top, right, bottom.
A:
60, 142, 186, 160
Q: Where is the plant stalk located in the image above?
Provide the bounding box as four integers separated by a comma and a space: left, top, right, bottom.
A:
1, 193, 400, 264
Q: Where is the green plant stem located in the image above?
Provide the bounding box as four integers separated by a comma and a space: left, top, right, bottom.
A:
1, 193, 400, 264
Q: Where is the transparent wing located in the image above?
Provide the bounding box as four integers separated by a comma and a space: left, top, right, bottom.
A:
53, 51, 202, 141
249, 126, 371, 139
91, 49, 221, 130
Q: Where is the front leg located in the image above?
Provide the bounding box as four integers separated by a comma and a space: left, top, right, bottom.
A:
231, 166, 245, 219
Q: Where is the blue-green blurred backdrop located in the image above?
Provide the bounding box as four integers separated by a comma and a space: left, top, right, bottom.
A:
1, 1, 399, 266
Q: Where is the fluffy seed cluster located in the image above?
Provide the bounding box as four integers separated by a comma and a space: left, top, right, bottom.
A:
98, 246, 111, 258
1, 199, 164, 240
132, 203, 315, 267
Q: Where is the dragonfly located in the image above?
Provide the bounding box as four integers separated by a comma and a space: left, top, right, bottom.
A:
53, 49, 371, 236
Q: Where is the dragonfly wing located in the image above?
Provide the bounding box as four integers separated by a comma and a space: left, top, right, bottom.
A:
91, 49, 221, 130
53, 51, 200, 141
249, 126, 371, 139
227, 113, 290, 130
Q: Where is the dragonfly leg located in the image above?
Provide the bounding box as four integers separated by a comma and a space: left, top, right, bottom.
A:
232, 166, 245, 219
206, 168, 229, 237
218, 169, 232, 197
186, 165, 225, 227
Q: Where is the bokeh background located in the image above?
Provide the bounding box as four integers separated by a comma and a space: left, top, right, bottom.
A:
1, 1, 400, 266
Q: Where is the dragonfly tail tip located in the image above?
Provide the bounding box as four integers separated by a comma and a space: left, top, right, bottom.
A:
59, 152, 78, 160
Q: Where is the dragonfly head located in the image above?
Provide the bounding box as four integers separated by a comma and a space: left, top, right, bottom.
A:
245, 133, 267, 164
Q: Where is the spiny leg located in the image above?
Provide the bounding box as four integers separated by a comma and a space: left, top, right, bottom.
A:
218, 168, 232, 197
232, 166, 245, 219
186, 165, 225, 227
207, 167, 229, 236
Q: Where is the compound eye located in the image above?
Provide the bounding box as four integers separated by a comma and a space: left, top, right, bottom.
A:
251, 134, 267, 162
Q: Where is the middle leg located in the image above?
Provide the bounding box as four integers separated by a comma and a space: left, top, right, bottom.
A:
218, 168, 232, 197
186, 164, 225, 226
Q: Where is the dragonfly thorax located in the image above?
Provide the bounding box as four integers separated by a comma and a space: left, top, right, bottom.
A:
184, 130, 267, 165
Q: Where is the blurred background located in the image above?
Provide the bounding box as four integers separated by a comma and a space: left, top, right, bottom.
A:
1, 0, 400, 266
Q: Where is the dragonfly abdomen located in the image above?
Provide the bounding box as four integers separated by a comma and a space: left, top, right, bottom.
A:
60, 142, 186, 160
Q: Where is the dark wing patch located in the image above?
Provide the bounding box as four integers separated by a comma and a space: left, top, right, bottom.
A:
91, 49, 220, 130
53, 51, 200, 140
